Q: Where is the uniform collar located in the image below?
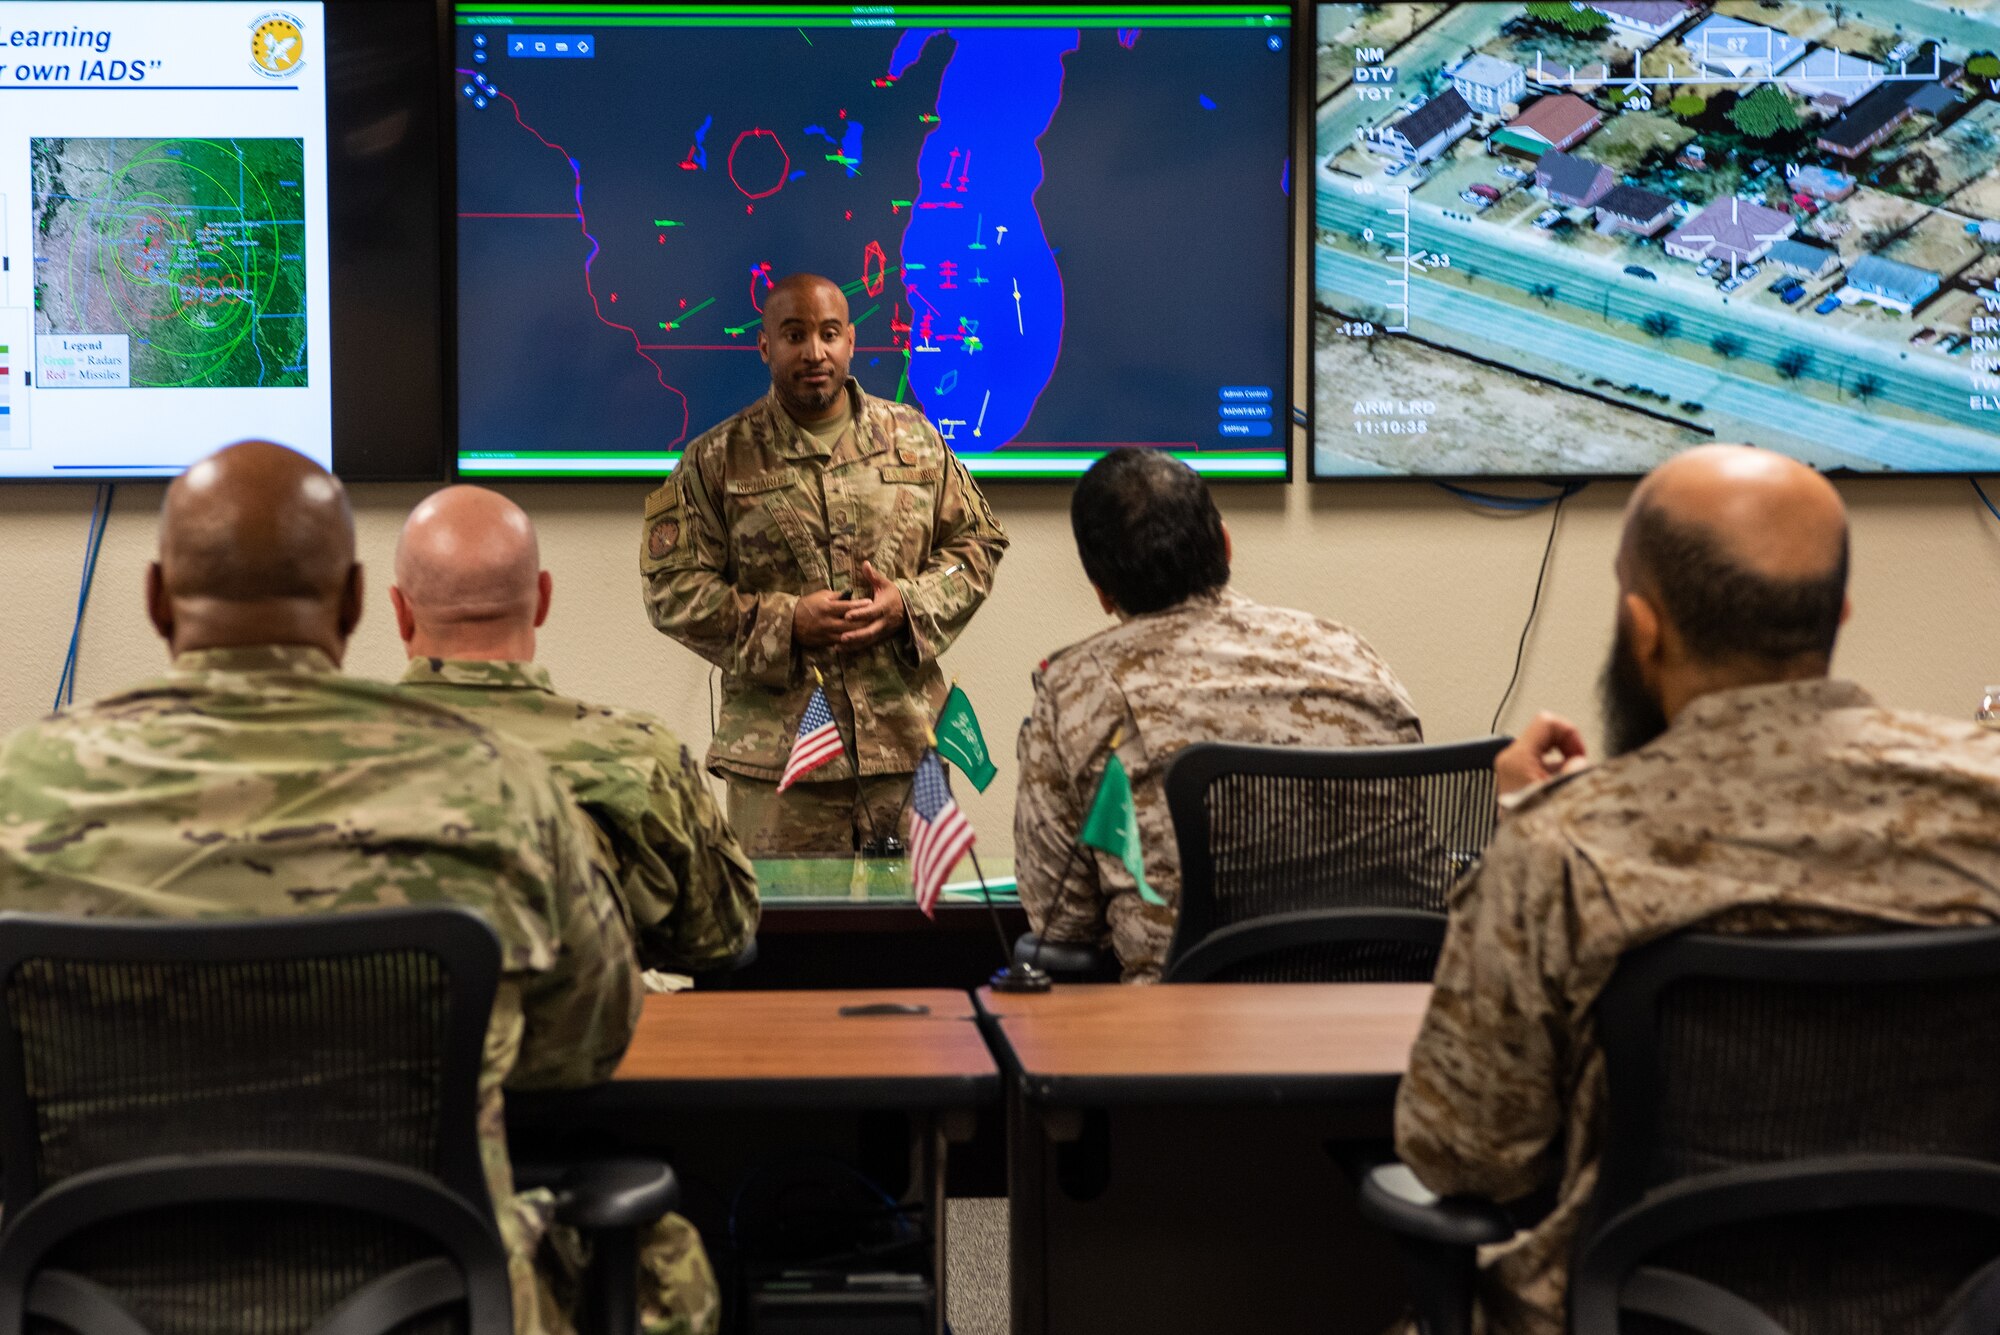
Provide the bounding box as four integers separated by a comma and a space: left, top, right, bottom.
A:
1671, 678, 1876, 735
767, 379, 890, 462
399, 657, 557, 694
170, 645, 340, 676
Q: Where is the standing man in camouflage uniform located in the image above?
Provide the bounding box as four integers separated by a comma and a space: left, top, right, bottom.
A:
393, 484, 759, 975
641, 273, 1008, 855
1015, 451, 1422, 982
0, 442, 716, 1335
1397, 445, 2000, 1335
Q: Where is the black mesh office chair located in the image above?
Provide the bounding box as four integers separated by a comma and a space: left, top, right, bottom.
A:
1159, 737, 1507, 983
1362, 926, 2000, 1335
0, 908, 676, 1335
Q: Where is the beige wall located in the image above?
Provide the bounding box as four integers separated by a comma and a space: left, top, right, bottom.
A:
6, 467, 1997, 856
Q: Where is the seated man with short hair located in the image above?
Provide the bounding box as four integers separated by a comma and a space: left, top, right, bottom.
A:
1015, 449, 1423, 982
392, 485, 759, 975
1398, 444, 2000, 1335
0, 442, 714, 1335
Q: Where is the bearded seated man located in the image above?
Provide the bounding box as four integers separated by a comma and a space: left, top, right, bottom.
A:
1396, 444, 2000, 1335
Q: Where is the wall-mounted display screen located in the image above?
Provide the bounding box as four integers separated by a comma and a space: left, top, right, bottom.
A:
1312, 1, 2000, 477
0, 0, 450, 482
453, 2, 1295, 480
1, 2, 329, 476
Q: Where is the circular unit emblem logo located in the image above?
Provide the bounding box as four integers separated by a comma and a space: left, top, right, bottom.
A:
250, 13, 305, 78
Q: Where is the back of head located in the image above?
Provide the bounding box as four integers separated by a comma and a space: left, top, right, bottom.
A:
155, 441, 358, 655
1071, 451, 1229, 615
393, 486, 543, 654
1625, 445, 1849, 672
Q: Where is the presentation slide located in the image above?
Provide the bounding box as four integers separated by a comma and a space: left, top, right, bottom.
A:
453, 3, 1294, 480
0, 2, 330, 478
1313, 2, 2000, 478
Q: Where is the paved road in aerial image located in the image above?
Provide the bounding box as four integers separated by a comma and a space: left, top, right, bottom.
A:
1314, 187, 2000, 471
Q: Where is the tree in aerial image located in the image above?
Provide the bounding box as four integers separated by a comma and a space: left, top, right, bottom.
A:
1729, 85, 1801, 140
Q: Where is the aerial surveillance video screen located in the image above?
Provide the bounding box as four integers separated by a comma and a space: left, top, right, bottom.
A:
0, 2, 330, 478
1313, 1, 2000, 478
453, 3, 1294, 481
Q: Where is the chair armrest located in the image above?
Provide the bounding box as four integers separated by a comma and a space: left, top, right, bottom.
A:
1012, 932, 1107, 979
552, 1159, 681, 1232
1359, 1163, 1515, 1248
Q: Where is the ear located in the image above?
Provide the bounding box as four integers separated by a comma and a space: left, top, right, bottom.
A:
145, 563, 174, 649
335, 565, 365, 650
1094, 584, 1119, 617
757, 328, 771, 365
534, 569, 553, 628
389, 584, 417, 649
1839, 595, 1852, 627
1221, 523, 1233, 569
1623, 589, 1666, 675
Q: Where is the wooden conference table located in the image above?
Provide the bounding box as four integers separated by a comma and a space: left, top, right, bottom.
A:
979, 982, 1432, 1335
509, 988, 999, 1335
741, 854, 1029, 990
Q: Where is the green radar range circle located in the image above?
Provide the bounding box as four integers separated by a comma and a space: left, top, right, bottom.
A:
31, 138, 308, 388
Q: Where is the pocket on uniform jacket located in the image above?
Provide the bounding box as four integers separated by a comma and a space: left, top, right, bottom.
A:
869, 467, 936, 573
725, 468, 827, 586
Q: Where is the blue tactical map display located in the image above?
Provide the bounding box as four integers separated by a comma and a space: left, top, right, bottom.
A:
453, 5, 1294, 479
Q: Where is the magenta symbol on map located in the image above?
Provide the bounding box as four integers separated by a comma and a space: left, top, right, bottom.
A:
939, 260, 958, 289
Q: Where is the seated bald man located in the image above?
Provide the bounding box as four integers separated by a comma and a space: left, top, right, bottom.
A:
392, 484, 759, 975
1396, 444, 2000, 1335
0, 443, 713, 1335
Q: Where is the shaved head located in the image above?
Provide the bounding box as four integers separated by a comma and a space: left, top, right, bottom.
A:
1627, 444, 1848, 590
391, 486, 550, 662
149, 441, 362, 660
1600, 445, 1851, 754
1620, 444, 1849, 665
763, 272, 847, 324
161, 440, 353, 602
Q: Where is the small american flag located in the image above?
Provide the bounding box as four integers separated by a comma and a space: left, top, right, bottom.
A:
909, 750, 974, 918
777, 686, 845, 792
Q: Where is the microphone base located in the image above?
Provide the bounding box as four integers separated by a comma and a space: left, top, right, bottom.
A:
990, 963, 1054, 994
860, 835, 906, 858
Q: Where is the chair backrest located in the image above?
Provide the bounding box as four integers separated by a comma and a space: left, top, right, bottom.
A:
0, 908, 510, 1335
1161, 738, 1505, 983
1576, 927, 2000, 1335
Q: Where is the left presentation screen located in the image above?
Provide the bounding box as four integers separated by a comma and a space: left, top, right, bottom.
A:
0, 2, 330, 478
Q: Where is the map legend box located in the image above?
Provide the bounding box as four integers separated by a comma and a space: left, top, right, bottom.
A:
38, 334, 131, 388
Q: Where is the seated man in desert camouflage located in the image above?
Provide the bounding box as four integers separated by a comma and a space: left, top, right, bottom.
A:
391, 484, 759, 976
1014, 449, 1424, 981
1398, 444, 2000, 1335
0, 441, 716, 1335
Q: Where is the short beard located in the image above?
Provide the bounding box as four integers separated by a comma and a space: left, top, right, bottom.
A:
1600, 621, 1669, 758
780, 376, 843, 421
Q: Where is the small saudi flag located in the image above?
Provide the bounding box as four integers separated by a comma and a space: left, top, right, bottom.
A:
934, 683, 997, 792
1079, 749, 1164, 906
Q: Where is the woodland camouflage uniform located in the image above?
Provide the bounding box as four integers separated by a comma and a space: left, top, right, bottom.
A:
398, 656, 759, 973
0, 646, 718, 1335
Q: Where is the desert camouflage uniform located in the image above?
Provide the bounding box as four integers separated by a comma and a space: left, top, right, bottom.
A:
641, 379, 1007, 853
398, 657, 759, 973
1014, 589, 1423, 981
1398, 679, 2000, 1335
0, 646, 717, 1335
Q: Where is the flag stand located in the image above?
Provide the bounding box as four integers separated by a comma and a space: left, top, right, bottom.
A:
972, 846, 1051, 993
